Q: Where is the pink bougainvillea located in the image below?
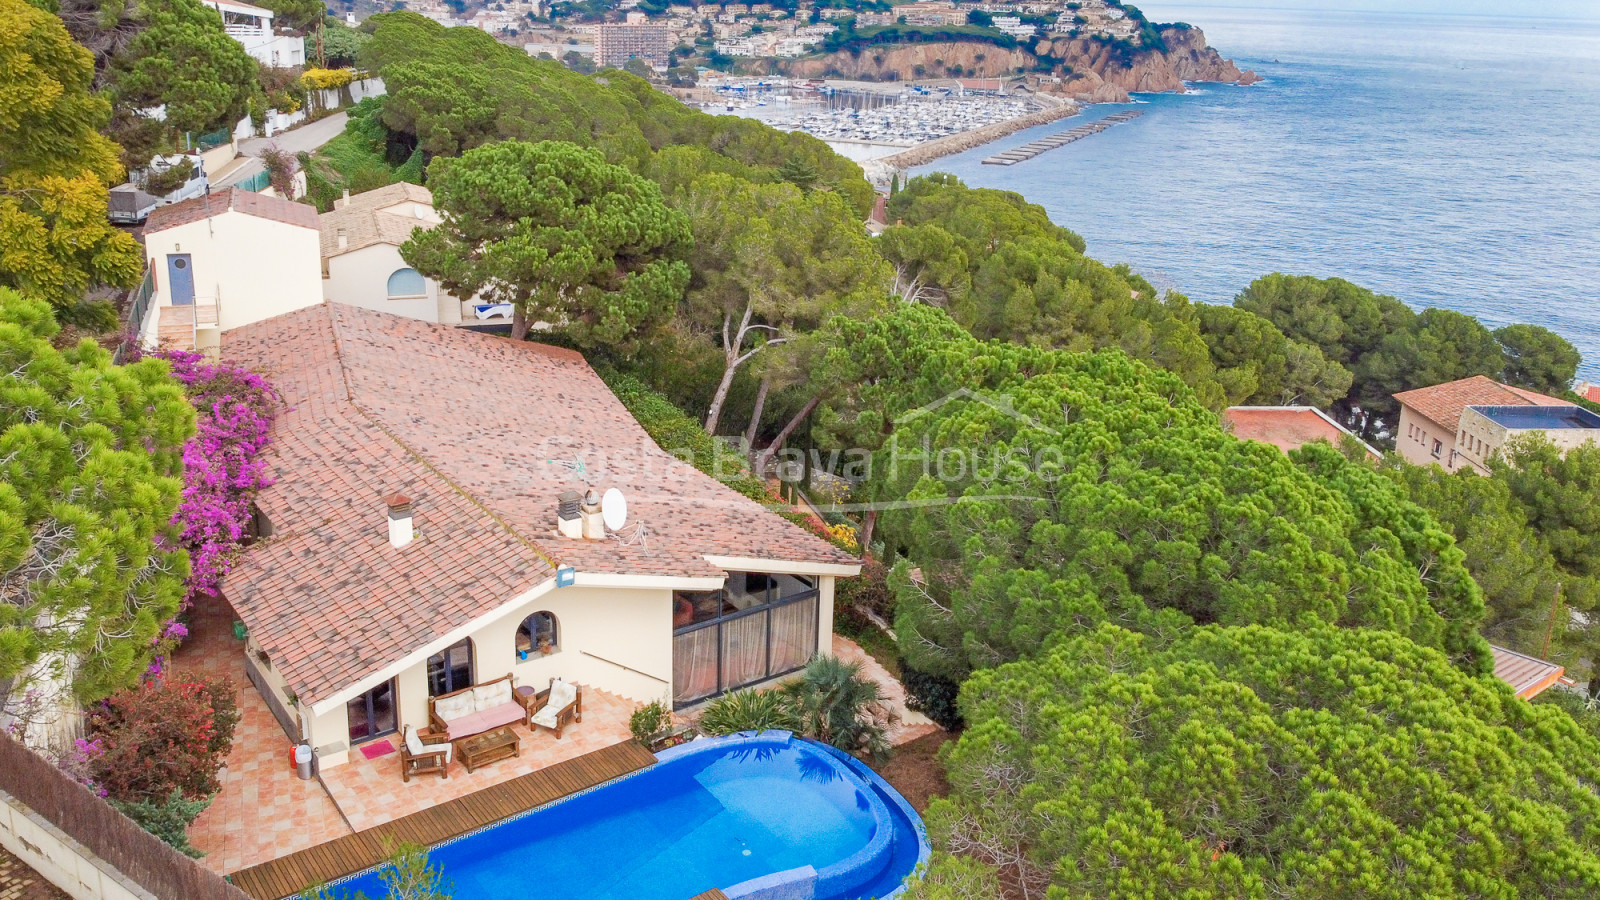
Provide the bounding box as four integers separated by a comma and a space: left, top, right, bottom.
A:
144, 349, 278, 613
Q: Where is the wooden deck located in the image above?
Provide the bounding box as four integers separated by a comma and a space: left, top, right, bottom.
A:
686, 890, 731, 900
229, 740, 657, 900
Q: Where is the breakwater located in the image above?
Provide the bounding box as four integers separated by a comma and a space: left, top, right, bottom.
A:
980, 110, 1144, 166
873, 98, 1081, 171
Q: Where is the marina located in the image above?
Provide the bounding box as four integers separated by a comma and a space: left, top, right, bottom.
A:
980, 110, 1144, 165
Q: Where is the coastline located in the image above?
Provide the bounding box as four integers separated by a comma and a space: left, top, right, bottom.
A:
862, 97, 1082, 179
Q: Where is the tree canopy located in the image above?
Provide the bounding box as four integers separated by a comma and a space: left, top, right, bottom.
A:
0, 0, 142, 325
359, 12, 874, 215
814, 305, 1488, 683
55, 0, 260, 167
401, 139, 691, 345
0, 291, 193, 723
935, 624, 1600, 900
680, 173, 890, 435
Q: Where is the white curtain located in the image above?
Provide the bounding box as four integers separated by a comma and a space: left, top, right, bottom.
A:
721, 612, 769, 691
769, 597, 818, 676
674, 628, 720, 705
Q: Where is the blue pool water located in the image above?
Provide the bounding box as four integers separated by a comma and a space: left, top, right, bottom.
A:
326, 733, 927, 900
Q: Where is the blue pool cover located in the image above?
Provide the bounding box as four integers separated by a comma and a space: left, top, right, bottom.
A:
322, 732, 929, 900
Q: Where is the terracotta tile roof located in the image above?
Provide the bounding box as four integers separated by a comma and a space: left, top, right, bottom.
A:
331, 182, 433, 212
1490, 644, 1566, 699
1583, 384, 1600, 404
321, 184, 438, 258
1393, 375, 1570, 432
1222, 406, 1378, 459
220, 303, 854, 704
144, 188, 320, 234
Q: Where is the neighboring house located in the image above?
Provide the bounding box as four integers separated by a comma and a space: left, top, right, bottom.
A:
1490, 644, 1569, 699
202, 0, 305, 67
1394, 375, 1580, 473
1574, 380, 1600, 404
220, 304, 859, 769
1222, 406, 1380, 460
319, 183, 504, 326
137, 188, 322, 354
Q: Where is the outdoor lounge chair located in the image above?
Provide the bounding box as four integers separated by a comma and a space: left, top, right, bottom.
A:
530, 677, 582, 739
400, 725, 452, 781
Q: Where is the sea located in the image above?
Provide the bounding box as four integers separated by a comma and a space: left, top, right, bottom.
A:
910, 2, 1600, 380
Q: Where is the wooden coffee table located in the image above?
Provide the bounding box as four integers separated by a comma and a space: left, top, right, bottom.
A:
455, 726, 521, 773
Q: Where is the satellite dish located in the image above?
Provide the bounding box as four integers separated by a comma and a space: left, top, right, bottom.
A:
601, 488, 628, 532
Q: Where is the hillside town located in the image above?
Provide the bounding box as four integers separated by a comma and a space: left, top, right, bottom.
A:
408, 0, 1149, 69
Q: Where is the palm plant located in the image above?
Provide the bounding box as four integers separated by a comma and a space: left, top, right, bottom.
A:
784, 656, 894, 762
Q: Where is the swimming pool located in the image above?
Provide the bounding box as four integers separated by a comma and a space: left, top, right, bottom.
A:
324, 732, 929, 900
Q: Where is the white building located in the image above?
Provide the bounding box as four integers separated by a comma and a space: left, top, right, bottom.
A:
202, 0, 304, 67
319, 183, 506, 326
990, 15, 1038, 38
137, 188, 323, 354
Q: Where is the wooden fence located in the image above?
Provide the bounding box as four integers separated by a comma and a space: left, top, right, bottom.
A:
0, 731, 254, 900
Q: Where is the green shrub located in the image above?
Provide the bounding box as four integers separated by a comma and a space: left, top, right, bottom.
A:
630, 698, 672, 746
899, 659, 961, 731
698, 688, 800, 736
110, 790, 211, 858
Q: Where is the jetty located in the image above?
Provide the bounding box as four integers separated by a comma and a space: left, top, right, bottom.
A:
980, 110, 1144, 166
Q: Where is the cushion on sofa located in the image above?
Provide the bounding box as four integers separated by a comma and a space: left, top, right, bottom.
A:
474, 680, 512, 712
434, 692, 475, 722
443, 703, 524, 741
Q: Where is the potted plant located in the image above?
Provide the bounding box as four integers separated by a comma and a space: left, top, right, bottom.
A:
630, 698, 690, 751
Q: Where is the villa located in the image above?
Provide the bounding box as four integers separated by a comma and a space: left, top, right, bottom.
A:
1394, 375, 1583, 473
220, 303, 859, 772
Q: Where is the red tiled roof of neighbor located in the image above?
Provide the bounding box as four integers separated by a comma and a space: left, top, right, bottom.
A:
1393, 375, 1570, 433
1584, 384, 1600, 404
1222, 406, 1376, 458
1490, 644, 1566, 699
144, 187, 320, 233
220, 303, 854, 704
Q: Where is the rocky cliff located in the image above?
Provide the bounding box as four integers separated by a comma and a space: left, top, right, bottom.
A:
775, 26, 1259, 103
1042, 26, 1261, 103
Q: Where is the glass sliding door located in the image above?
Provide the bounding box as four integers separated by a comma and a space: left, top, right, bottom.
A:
427, 638, 473, 696
672, 573, 820, 708
347, 679, 397, 744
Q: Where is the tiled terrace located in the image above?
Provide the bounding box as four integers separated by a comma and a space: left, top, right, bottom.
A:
318, 690, 635, 832
176, 598, 352, 875
177, 598, 639, 876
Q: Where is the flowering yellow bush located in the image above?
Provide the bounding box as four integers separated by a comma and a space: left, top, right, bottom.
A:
300, 67, 355, 91
825, 522, 859, 552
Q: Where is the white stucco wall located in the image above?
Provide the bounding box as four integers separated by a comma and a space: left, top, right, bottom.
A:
143, 208, 322, 337
305, 584, 673, 767
322, 244, 462, 325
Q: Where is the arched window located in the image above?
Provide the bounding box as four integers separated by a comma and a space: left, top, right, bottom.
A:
386, 267, 427, 299
516, 612, 559, 660
426, 638, 473, 696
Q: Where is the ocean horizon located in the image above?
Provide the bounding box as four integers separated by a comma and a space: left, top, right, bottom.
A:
912, 2, 1600, 381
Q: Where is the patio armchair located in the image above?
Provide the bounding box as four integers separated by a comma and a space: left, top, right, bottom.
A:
400, 725, 451, 781
530, 677, 583, 739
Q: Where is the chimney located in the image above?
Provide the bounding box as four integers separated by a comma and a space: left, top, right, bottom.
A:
386, 493, 413, 549
339, 188, 350, 208
557, 490, 583, 539
336, 227, 348, 250
581, 489, 605, 540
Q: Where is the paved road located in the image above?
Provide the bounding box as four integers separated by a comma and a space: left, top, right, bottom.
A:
239, 111, 349, 157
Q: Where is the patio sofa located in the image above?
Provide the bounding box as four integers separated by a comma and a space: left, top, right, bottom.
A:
428, 673, 532, 741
